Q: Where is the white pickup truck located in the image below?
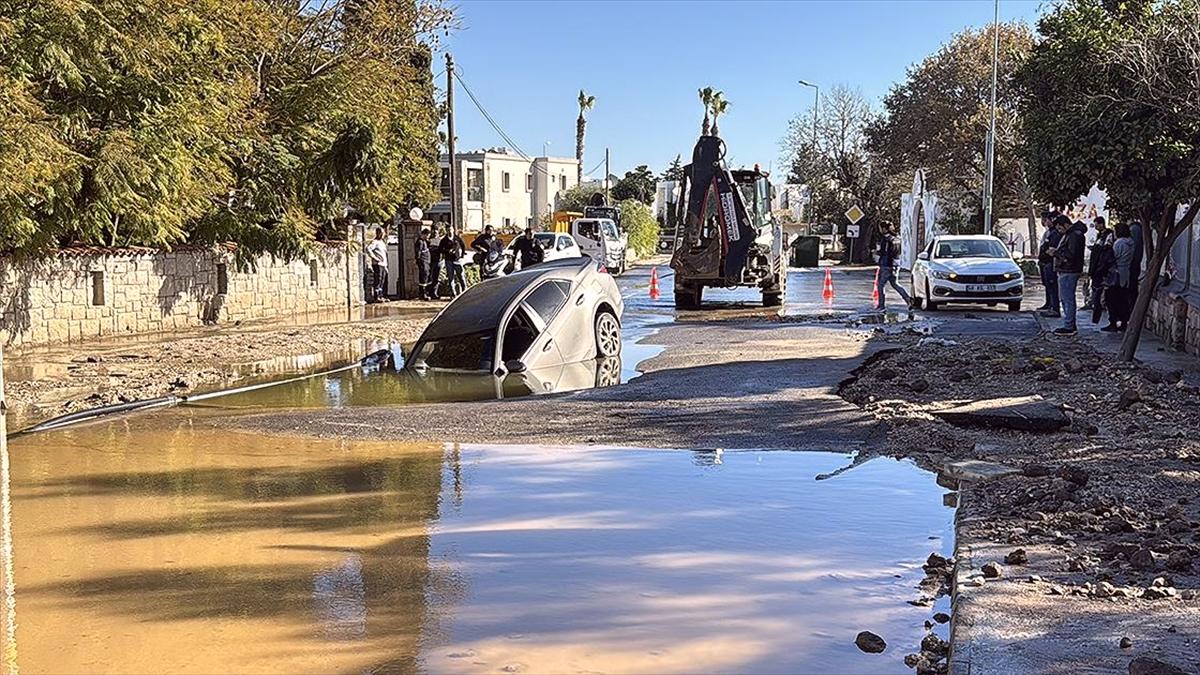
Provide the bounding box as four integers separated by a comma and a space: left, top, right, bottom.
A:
569, 217, 627, 275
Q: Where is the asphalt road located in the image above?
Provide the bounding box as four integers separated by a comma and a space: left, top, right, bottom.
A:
229, 262, 1043, 449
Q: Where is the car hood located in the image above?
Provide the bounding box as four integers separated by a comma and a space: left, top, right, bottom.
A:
931, 258, 1021, 274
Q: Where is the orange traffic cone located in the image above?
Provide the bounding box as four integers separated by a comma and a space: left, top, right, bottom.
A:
822, 268, 834, 305
649, 267, 661, 300
871, 268, 880, 307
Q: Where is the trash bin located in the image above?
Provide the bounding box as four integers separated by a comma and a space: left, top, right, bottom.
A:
790, 236, 821, 268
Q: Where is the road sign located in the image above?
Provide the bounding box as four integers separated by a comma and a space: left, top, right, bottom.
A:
845, 204, 864, 224
846, 224, 861, 239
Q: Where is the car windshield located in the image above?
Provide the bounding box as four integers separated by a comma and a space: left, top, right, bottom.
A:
935, 239, 1010, 259
576, 221, 601, 241
534, 233, 555, 246
602, 221, 618, 240
410, 331, 495, 371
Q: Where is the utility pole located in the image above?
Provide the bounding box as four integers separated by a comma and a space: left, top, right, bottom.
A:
445, 52, 459, 234
604, 148, 610, 205
983, 0, 1000, 236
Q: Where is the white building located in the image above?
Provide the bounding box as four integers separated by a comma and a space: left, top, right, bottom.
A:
429, 148, 580, 233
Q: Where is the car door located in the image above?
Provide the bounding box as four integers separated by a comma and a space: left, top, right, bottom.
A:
557, 234, 580, 259
503, 279, 576, 370
572, 220, 605, 263
913, 238, 936, 297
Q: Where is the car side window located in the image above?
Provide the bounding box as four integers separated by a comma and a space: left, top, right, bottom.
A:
501, 307, 541, 362
523, 280, 571, 325
558, 236, 573, 251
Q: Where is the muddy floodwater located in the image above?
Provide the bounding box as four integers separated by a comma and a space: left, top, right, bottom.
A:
2, 412, 953, 674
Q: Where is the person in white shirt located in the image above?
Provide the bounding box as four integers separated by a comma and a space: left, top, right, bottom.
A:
366, 227, 388, 303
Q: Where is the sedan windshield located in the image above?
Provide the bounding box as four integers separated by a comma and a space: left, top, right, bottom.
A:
410, 331, 495, 371
935, 239, 1010, 259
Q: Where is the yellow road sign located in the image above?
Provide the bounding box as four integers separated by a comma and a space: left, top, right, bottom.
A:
845, 205, 864, 224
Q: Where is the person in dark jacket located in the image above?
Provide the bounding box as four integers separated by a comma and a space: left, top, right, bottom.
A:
414, 228, 433, 300
1129, 221, 1144, 294
428, 225, 444, 300
471, 225, 499, 256
439, 224, 468, 296
1108, 223, 1136, 331
1037, 211, 1062, 315
1050, 216, 1087, 334
874, 220, 911, 311
1087, 225, 1115, 325
511, 227, 543, 270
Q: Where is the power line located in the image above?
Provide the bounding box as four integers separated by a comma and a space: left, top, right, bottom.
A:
450, 66, 573, 181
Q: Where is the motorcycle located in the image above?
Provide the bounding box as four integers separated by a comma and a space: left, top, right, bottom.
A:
475, 242, 509, 280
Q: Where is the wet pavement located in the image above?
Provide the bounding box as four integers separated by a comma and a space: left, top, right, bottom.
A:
3, 414, 954, 674
0, 261, 1057, 674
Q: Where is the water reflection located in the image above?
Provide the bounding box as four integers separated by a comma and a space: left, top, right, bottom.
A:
200, 353, 625, 411
5, 419, 954, 674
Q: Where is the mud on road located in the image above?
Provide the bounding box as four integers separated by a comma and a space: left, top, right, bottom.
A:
228, 319, 886, 451
839, 332, 1200, 675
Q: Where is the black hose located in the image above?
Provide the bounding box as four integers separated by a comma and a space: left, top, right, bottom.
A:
17, 396, 180, 435
10, 346, 398, 437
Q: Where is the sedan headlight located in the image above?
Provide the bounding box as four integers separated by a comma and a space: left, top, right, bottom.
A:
930, 269, 957, 280
1002, 270, 1022, 280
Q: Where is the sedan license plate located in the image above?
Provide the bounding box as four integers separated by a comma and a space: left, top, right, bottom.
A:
967, 284, 997, 292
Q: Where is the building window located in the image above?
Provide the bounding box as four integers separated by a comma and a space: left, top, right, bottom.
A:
309, 260, 319, 286
466, 168, 484, 202
526, 217, 533, 228
502, 171, 511, 192
217, 263, 229, 295
90, 271, 105, 306
560, 174, 566, 191
440, 168, 451, 201
526, 173, 533, 191
503, 217, 512, 229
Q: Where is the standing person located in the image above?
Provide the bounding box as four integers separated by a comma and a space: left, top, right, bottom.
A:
1037, 211, 1062, 316
428, 225, 444, 300
1050, 216, 1087, 335
1087, 224, 1115, 326
366, 227, 388, 303
471, 224, 498, 256
511, 227, 542, 271
414, 227, 433, 300
873, 220, 911, 311
1129, 221, 1144, 295
439, 224, 468, 296
1108, 223, 1136, 332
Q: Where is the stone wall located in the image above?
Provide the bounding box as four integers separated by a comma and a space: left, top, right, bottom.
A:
0, 243, 363, 349
1146, 285, 1199, 356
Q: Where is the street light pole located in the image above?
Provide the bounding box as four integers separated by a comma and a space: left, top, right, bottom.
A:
797, 79, 820, 155
983, 0, 1000, 235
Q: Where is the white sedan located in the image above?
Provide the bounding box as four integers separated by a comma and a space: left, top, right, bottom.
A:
910, 235, 1024, 311
504, 232, 582, 273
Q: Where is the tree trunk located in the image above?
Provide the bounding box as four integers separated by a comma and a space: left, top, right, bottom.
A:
1026, 200, 1037, 257
702, 114, 711, 136
575, 115, 585, 183
1117, 202, 1199, 361
1118, 245, 1167, 361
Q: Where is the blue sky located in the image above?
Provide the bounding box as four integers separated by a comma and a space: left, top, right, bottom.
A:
442, 0, 1043, 178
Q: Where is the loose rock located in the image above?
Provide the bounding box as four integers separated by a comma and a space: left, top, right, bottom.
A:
981, 561, 1003, 579
1004, 548, 1028, 565
854, 631, 887, 654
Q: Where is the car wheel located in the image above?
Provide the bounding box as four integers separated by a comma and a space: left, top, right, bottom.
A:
910, 283, 925, 310
594, 311, 622, 357
1007, 301, 1022, 312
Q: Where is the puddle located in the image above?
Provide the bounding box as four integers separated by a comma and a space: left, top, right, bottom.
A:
3, 416, 953, 674
196, 310, 664, 411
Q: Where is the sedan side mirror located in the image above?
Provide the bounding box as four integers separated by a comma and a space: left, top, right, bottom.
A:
504, 359, 527, 374
917, 252, 930, 261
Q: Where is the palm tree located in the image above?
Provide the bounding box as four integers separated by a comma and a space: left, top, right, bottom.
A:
575, 90, 596, 183
710, 92, 730, 137
698, 86, 715, 135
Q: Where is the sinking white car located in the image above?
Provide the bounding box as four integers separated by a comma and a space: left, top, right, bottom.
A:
407, 257, 624, 377
910, 235, 1024, 311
